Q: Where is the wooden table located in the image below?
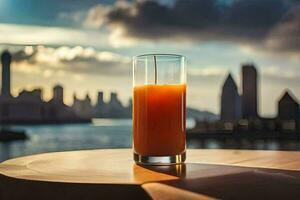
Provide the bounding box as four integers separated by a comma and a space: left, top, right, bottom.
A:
1, 149, 300, 200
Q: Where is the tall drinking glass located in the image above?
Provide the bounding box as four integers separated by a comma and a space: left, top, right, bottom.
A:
133, 54, 187, 165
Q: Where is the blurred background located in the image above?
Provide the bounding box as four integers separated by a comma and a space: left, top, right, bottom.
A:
0, 0, 299, 161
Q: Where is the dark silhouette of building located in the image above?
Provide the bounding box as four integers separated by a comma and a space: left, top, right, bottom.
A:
220, 74, 241, 122
11, 89, 44, 121
92, 91, 131, 118
109, 92, 123, 110
242, 64, 258, 119
46, 85, 79, 121
0, 50, 89, 123
1, 51, 12, 98
95, 91, 107, 112
94, 91, 108, 117
72, 93, 93, 118
277, 90, 299, 131
0, 49, 138, 123
18, 89, 43, 102
278, 90, 299, 120
53, 85, 64, 104
96, 91, 105, 106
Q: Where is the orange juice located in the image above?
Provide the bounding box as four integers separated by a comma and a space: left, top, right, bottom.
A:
133, 84, 186, 156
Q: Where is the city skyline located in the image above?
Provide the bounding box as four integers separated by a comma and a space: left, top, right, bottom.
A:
0, 50, 217, 122
0, 0, 299, 116
0, 50, 133, 122
1, 47, 299, 117
220, 63, 300, 121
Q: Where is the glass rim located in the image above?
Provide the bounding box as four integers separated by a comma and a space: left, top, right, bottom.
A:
133, 53, 185, 60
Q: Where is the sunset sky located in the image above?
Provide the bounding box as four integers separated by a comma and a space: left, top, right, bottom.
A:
0, 0, 299, 116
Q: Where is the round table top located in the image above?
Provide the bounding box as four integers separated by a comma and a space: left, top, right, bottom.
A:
1, 148, 300, 184
2, 149, 300, 200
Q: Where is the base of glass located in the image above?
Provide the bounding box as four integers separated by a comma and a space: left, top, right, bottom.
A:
134, 151, 186, 165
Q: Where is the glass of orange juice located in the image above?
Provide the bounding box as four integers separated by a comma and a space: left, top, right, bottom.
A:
133, 54, 187, 165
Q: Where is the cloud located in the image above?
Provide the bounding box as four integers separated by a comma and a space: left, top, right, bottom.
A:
84, 4, 112, 28
10, 46, 131, 77
94, 0, 287, 39
58, 11, 87, 25
0, 23, 110, 48
263, 65, 297, 77
86, 0, 300, 52
188, 66, 226, 76
266, 6, 300, 53
262, 65, 300, 84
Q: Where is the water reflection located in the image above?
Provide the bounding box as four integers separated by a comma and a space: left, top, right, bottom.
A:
187, 138, 300, 151
0, 143, 12, 161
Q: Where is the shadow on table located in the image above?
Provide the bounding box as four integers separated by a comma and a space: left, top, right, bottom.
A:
137, 163, 300, 200
0, 175, 151, 200
140, 163, 187, 178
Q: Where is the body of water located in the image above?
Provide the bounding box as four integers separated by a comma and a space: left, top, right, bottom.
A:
0, 118, 195, 161
1, 118, 300, 162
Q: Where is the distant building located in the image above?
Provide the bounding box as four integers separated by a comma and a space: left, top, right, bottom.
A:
93, 91, 131, 118
94, 91, 108, 117
72, 94, 93, 118
18, 89, 43, 102
0, 49, 140, 123
278, 90, 299, 120
241, 64, 258, 119
9, 89, 44, 121
44, 84, 78, 121
109, 92, 123, 111
1, 50, 12, 98
96, 91, 105, 106
53, 85, 64, 104
278, 90, 299, 131
0, 50, 88, 123
220, 74, 241, 122
106, 92, 125, 117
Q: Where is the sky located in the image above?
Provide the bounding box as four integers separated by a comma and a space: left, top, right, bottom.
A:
0, 0, 299, 116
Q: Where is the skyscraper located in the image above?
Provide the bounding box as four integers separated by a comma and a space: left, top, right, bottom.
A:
220, 74, 241, 121
53, 85, 64, 104
1, 50, 12, 98
242, 64, 258, 119
96, 91, 105, 106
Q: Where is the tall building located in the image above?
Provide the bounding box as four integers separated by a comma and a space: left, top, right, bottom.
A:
53, 85, 64, 104
241, 64, 258, 119
94, 91, 108, 117
1, 50, 12, 98
96, 91, 105, 106
220, 74, 241, 122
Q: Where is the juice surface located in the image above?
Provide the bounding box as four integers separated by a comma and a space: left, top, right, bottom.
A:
133, 84, 186, 156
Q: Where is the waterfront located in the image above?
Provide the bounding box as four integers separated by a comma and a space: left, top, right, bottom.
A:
0, 118, 195, 161
2, 118, 300, 162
